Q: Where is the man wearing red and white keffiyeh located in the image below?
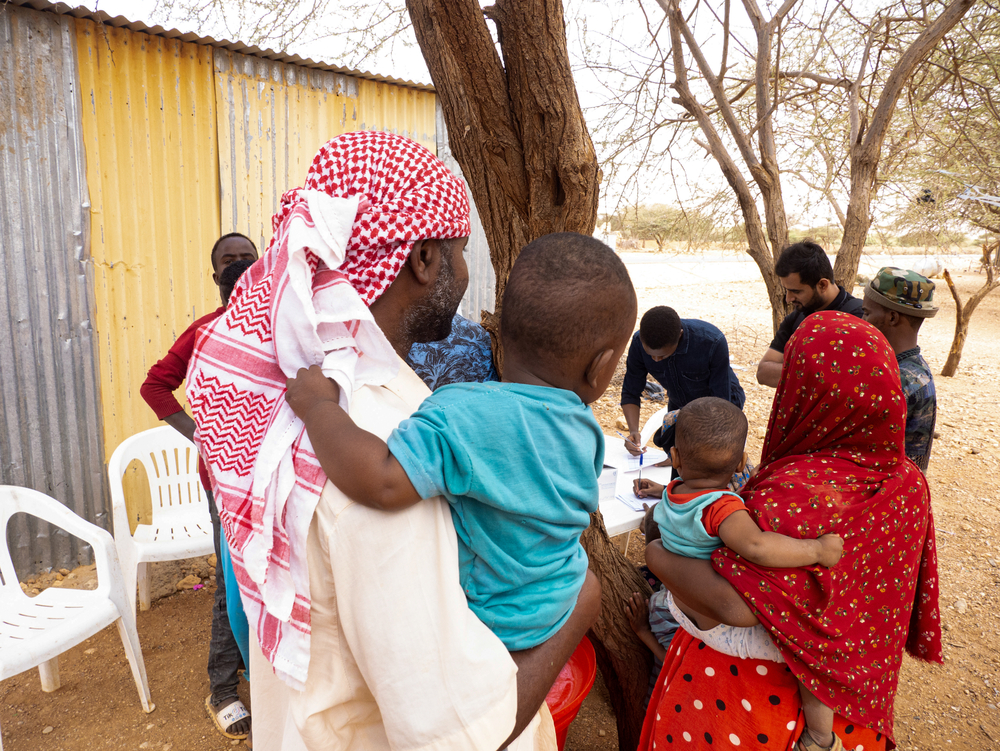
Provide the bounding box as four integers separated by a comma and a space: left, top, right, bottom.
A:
186, 131, 599, 751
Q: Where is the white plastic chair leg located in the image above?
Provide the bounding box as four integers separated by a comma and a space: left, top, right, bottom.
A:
38, 657, 61, 692
115, 617, 155, 713
120, 552, 139, 619
137, 561, 151, 612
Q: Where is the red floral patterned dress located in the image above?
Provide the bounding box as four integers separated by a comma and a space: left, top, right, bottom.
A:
639, 311, 942, 750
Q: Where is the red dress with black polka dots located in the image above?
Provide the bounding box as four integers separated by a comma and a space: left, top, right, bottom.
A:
639, 312, 942, 750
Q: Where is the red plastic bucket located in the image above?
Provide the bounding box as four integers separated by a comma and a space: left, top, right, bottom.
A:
544, 636, 597, 750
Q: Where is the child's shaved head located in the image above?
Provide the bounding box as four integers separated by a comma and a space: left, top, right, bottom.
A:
500, 233, 636, 368
675, 397, 748, 478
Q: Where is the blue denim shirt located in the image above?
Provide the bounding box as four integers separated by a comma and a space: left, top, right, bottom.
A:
620, 320, 745, 411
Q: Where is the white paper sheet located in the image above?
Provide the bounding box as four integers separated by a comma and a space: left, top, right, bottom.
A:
602, 434, 668, 471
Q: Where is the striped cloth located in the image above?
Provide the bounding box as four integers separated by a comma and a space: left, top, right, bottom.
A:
185, 131, 470, 688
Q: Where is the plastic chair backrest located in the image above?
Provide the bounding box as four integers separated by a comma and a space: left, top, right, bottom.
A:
0, 486, 114, 602
108, 426, 208, 531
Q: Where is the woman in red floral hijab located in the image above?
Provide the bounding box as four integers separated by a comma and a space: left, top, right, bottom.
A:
639, 311, 941, 751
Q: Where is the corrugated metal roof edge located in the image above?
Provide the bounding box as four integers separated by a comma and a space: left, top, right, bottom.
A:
6, 0, 436, 92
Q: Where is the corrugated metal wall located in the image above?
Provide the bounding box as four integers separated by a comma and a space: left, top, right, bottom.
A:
3, 3, 491, 574
214, 51, 358, 248
215, 51, 438, 252
75, 18, 222, 461
0, 6, 107, 574
436, 103, 496, 319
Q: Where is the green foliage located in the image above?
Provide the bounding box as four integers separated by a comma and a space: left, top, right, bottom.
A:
889, 2, 1000, 240
617, 204, 739, 249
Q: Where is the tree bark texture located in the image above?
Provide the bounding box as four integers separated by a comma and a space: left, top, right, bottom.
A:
580, 511, 654, 751
833, 0, 977, 288
405, 0, 599, 331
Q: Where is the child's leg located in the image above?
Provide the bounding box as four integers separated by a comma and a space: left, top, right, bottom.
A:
798, 682, 836, 749
625, 592, 667, 662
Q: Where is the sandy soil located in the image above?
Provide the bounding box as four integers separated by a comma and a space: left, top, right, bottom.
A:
3, 257, 998, 751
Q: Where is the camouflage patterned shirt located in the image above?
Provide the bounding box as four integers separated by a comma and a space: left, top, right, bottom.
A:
897, 347, 936, 472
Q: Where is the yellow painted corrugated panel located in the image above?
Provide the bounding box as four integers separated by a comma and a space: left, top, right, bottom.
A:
75, 19, 221, 460
215, 52, 438, 251
215, 51, 359, 249
355, 79, 437, 153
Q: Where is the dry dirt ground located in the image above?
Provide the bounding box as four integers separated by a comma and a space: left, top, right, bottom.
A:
3, 256, 999, 751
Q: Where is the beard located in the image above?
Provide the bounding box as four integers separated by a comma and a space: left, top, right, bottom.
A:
796, 288, 823, 314
403, 246, 465, 344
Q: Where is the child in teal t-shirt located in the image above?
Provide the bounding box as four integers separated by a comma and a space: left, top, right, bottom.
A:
286, 232, 637, 650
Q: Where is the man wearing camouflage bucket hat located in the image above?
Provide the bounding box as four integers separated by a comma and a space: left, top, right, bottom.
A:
861, 266, 938, 472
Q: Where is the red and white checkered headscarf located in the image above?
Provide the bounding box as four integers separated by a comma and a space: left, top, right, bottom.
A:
186, 131, 470, 688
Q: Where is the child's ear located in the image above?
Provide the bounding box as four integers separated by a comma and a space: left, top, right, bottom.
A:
670, 446, 681, 471
584, 347, 616, 390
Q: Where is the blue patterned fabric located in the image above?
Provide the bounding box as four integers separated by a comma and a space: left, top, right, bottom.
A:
404, 315, 498, 391
897, 346, 936, 472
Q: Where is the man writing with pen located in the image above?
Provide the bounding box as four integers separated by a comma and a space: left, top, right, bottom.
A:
619, 306, 745, 478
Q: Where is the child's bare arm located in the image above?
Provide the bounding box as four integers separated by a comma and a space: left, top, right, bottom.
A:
718, 510, 843, 568
285, 365, 421, 510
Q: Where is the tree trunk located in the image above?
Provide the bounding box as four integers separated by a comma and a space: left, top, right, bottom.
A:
941, 267, 1000, 377
661, 0, 789, 333
407, 4, 644, 748
405, 0, 598, 325
941, 269, 967, 376
580, 512, 654, 751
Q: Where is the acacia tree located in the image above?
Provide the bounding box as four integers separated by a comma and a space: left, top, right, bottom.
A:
589, 0, 977, 331
674, 0, 977, 329
892, 0, 1000, 374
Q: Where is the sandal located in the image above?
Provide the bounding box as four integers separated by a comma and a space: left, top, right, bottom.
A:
205, 694, 251, 740
795, 732, 844, 751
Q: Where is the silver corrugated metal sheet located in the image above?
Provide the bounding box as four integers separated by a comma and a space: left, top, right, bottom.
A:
5, 0, 435, 92
0, 5, 107, 575
436, 103, 496, 320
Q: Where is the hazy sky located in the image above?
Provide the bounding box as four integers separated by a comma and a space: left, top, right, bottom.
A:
76, 0, 848, 227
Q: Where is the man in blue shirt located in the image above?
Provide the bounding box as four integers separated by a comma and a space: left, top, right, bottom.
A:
620, 306, 745, 461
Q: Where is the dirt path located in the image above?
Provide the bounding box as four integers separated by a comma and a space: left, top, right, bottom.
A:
2, 258, 998, 750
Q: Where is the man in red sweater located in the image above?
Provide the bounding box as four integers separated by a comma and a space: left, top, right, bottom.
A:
139, 232, 258, 740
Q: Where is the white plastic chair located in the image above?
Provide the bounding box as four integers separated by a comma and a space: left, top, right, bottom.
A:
107, 426, 215, 617
0, 485, 154, 750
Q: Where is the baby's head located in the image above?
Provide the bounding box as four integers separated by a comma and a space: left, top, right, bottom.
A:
674, 397, 748, 483
500, 232, 637, 404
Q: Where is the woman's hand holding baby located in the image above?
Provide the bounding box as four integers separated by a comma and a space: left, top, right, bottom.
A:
286, 364, 341, 419
817, 533, 844, 568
